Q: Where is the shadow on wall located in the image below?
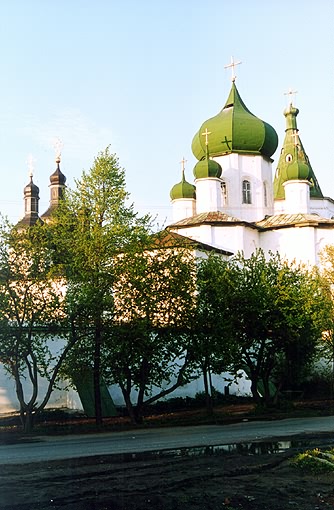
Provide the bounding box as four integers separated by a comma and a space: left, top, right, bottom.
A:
0, 365, 83, 415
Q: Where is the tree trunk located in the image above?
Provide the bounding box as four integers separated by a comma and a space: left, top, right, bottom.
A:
250, 378, 261, 404
22, 409, 34, 434
120, 382, 141, 425
93, 320, 103, 428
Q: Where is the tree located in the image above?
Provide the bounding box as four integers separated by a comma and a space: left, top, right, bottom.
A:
60, 236, 197, 425
0, 219, 72, 433
318, 245, 334, 395
192, 254, 237, 413
104, 241, 197, 423
227, 250, 331, 405
50, 147, 151, 427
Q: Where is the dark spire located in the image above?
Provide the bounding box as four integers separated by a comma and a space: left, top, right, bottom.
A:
16, 174, 42, 228
41, 156, 67, 220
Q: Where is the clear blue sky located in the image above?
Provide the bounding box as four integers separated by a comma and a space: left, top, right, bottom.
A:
0, 0, 333, 226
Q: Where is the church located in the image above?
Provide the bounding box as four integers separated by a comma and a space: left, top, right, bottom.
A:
16, 65, 334, 271
169, 73, 334, 266
1, 66, 334, 414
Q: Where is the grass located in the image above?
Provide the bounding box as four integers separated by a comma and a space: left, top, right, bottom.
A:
292, 447, 334, 473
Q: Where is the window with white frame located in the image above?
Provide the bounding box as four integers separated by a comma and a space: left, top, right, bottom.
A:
242, 180, 252, 204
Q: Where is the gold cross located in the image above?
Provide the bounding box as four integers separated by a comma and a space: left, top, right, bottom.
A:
180, 157, 187, 173
201, 128, 211, 146
224, 55, 242, 82
284, 88, 298, 104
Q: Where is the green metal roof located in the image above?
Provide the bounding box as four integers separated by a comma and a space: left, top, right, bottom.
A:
273, 104, 323, 199
170, 169, 196, 200
191, 82, 278, 160
193, 146, 222, 179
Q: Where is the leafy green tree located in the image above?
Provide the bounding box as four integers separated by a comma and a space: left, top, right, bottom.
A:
0, 219, 71, 433
50, 147, 151, 426
104, 242, 197, 423
192, 254, 237, 413
228, 250, 331, 405
318, 245, 334, 393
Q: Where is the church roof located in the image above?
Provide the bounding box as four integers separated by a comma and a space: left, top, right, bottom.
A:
50, 159, 66, 185
155, 229, 233, 255
191, 82, 278, 161
256, 213, 334, 230
169, 211, 334, 233
273, 103, 323, 199
169, 211, 249, 227
24, 175, 39, 196
16, 215, 43, 228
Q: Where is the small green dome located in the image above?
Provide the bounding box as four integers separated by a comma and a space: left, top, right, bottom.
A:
193, 156, 222, 179
170, 170, 196, 200
191, 82, 278, 161
286, 158, 310, 181
274, 103, 323, 199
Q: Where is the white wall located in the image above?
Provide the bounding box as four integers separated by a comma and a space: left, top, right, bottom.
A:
107, 371, 252, 407
0, 364, 82, 414
194, 177, 224, 213
310, 197, 334, 219
171, 198, 196, 223
215, 153, 274, 222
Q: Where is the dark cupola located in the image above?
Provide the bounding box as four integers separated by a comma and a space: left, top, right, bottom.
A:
16, 172, 42, 228
41, 155, 67, 221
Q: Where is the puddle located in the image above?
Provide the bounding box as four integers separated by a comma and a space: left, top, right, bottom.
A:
110, 439, 325, 464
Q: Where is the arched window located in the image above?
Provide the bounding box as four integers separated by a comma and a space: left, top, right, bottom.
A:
242, 180, 252, 204
221, 181, 228, 205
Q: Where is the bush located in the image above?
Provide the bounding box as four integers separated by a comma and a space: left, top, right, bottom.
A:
292, 448, 334, 473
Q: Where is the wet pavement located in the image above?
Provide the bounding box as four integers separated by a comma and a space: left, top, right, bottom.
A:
0, 414, 333, 465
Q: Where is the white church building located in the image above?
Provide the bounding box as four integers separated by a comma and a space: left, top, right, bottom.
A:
169, 79, 334, 266
2, 72, 334, 414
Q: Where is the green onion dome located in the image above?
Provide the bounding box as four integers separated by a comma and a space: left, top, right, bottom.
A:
193, 148, 222, 179
286, 157, 311, 181
191, 82, 278, 161
170, 170, 196, 200
274, 104, 323, 199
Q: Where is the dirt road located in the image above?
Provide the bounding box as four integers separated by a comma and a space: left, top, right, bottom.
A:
1, 432, 334, 510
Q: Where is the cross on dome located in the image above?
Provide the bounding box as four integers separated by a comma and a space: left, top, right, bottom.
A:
201, 128, 211, 146
224, 56, 242, 82
180, 157, 187, 173
284, 88, 298, 105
